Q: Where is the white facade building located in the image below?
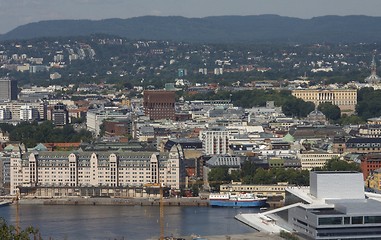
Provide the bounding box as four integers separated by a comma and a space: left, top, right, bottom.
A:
199, 128, 230, 155
19, 105, 39, 121
0, 101, 46, 121
10, 145, 186, 195
297, 151, 340, 170
0, 106, 11, 120
86, 109, 131, 136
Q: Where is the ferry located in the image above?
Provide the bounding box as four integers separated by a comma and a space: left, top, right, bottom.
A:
209, 193, 267, 208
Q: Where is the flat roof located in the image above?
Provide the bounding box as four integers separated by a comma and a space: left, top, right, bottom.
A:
312, 171, 359, 174
327, 199, 381, 215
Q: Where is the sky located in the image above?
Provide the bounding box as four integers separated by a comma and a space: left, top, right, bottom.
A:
1, 0, 381, 33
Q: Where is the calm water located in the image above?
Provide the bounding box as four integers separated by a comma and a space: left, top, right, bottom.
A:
0, 205, 259, 240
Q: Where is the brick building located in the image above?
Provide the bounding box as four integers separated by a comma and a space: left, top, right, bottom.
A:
143, 90, 175, 120
104, 119, 132, 137
360, 153, 381, 180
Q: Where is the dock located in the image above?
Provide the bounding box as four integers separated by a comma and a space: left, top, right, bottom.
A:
38, 197, 210, 206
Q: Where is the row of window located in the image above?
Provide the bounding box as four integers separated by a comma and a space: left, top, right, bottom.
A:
318, 216, 381, 225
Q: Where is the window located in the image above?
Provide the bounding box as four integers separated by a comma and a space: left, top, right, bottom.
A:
318, 217, 342, 225
352, 216, 363, 224
364, 216, 381, 224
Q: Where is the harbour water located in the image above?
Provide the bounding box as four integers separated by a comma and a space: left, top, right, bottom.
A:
0, 204, 259, 239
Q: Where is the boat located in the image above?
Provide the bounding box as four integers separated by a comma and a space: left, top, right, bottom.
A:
0, 201, 12, 207
209, 193, 267, 208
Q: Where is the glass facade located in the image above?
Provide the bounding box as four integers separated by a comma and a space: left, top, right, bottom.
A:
364, 216, 381, 224
352, 216, 363, 225
318, 217, 342, 225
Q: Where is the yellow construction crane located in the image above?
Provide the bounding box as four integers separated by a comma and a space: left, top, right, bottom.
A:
159, 184, 164, 240
13, 189, 20, 235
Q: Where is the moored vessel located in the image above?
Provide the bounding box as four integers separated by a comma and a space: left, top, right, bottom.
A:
209, 193, 267, 208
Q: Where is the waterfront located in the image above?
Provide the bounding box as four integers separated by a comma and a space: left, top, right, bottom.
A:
0, 204, 260, 240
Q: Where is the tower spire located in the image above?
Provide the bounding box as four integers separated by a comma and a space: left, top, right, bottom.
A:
371, 54, 377, 75
365, 51, 381, 84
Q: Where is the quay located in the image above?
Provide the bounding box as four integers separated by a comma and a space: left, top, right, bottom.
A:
150, 232, 283, 240
16, 197, 210, 206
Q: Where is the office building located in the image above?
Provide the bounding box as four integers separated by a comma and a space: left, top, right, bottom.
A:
297, 151, 340, 170
143, 90, 175, 120
0, 78, 18, 101
51, 103, 69, 126
86, 109, 131, 136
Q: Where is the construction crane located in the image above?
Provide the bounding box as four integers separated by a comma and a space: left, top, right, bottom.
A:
12, 189, 20, 235
159, 183, 164, 240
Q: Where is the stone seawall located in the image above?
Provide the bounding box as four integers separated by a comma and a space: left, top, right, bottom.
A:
15, 197, 283, 208
41, 197, 210, 206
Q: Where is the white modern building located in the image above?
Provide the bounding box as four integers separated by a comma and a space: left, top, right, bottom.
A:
236, 171, 381, 240
19, 105, 39, 121
0, 101, 46, 121
86, 109, 131, 136
297, 151, 340, 170
0, 106, 11, 120
199, 127, 230, 155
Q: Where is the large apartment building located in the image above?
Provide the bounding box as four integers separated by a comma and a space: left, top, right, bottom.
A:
199, 127, 230, 155
0, 101, 47, 121
292, 89, 357, 114
10, 144, 186, 196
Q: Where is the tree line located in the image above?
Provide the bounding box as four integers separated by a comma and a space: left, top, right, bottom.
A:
208, 158, 361, 191
0, 121, 93, 148
185, 87, 381, 123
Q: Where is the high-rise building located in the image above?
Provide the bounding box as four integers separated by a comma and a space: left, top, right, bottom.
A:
199, 127, 230, 155
51, 103, 69, 126
143, 90, 175, 120
0, 78, 18, 101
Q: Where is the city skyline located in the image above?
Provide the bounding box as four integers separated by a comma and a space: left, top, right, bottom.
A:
1, 0, 381, 34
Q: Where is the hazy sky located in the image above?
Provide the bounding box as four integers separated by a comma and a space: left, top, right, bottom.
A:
1, 0, 381, 33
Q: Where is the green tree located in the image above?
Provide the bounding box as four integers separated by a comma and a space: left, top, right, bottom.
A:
208, 167, 231, 191
318, 102, 341, 121
316, 158, 361, 172
0, 218, 41, 240
8, 121, 94, 147
191, 183, 200, 197
282, 98, 315, 118
339, 114, 366, 125
356, 87, 381, 120
240, 160, 257, 179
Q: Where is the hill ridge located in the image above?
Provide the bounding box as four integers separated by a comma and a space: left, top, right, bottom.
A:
3, 15, 381, 43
